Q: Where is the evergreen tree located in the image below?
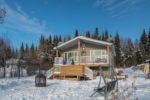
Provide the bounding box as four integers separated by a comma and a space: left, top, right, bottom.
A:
86, 30, 91, 38
135, 49, 143, 65
25, 44, 29, 59
75, 30, 79, 37
123, 38, 135, 67
30, 43, 35, 57
48, 35, 52, 44
64, 36, 66, 42
53, 35, 56, 46
59, 35, 62, 42
114, 32, 122, 67
25, 44, 29, 53
20, 42, 24, 59
93, 27, 99, 39
67, 34, 71, 41
139, 29, 148, 61
134, 39, 139, 49
140, 29, 147, 49
39, 35, 46, 52
104, 29, 109, 41
102, 32, 105, 41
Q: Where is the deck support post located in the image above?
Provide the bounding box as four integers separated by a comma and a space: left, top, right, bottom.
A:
107, 46, 110, 65
78, 39, 81, 65
107, 46, 111, 77
56, 50, 58, 57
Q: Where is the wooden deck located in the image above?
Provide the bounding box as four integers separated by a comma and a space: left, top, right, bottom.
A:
51, 65, 90, 81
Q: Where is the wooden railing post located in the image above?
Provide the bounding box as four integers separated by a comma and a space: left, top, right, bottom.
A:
78, 39, 81, 65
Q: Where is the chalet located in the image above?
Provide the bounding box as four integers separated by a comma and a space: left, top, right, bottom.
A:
47, 36, 115, 81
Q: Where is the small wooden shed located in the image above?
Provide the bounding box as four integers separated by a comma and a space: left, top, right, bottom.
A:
144, 59, 150, 75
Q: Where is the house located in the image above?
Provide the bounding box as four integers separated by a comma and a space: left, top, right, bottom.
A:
47, 36, 115, 81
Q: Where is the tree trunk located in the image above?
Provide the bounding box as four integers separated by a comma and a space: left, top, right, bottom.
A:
10, 65, 12, 78
3, 67, 5, 78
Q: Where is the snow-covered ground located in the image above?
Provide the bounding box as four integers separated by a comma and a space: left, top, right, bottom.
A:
0, 68, 150, 100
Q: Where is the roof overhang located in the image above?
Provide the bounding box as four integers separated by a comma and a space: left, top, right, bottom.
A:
54, 36, 113, 51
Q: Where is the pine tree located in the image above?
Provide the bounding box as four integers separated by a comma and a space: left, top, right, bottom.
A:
25, 44, 29, 59
53, 35, 56, 46
114, 32, 122, 67
64, 36, 66, 42
135, 49, 143, 65
25, 44, 29, 53
102, 32, 105, 41
75, 30, 79, 37
55, 35, 59, 45
30, 43, 35, 57
67, 34, 71, 41
139, 29, 148, 61
59, 35, 62, 42
93, 27, 99, 39
104, 29, 109, 41
86, 30, 91, 38
134, 39, 139, 49
48, 35, 52, 44
20, 42, 24, 59
140, 29, 147, 49
39, 35, 46, 52
123, 38, 134, 66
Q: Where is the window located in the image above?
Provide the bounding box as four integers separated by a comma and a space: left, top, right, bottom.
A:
64, 52, 68, 62
90, 49, 107, 60
64, 51, 78, 63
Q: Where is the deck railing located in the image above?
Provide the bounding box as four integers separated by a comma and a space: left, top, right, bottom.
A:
80, 55, 108, 64
54, 57, 63, 65
54, 55, 108, 65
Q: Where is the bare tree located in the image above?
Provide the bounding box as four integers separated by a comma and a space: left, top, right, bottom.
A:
0, 8, 6, 24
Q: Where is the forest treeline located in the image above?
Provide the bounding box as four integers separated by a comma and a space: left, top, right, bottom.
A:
1, 27, 150, 75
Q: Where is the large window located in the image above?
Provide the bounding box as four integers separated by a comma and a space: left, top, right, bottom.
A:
90, 50, 107, 61
64, 51, 78, 62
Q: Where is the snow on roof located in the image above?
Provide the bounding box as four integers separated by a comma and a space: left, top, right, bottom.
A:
54, 36, 113, 50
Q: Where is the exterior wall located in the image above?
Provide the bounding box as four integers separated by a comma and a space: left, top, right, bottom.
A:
61, 44, 78, 58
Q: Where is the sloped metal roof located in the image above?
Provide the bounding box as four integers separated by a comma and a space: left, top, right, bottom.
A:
54, 36, 113, 50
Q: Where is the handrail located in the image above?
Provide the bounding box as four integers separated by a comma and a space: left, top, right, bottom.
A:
54, 57, 63, 65
80, 55, 108, 64
54, 55, 108, 65
46, 68, 52, 79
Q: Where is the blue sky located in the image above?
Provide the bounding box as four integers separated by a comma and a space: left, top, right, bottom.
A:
0, 0, 150, 49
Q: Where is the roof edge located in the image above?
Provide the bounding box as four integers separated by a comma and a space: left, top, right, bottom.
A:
54, 36, 113, 50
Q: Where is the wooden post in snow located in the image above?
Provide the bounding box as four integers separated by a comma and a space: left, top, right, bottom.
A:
107, 46, 110, 65
56, 50, 58, 57
78, 39, 81, 65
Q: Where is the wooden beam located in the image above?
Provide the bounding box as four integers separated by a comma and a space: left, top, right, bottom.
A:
78, 39, 81, 65
56, 50, 58, 57
84, 64, 110, 67
107, 46, 110, 66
